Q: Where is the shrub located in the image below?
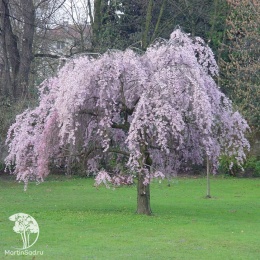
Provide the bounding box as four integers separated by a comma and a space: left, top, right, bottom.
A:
218, 155, 241, 176
243, 156, 260, 177
218, 155, 260, 177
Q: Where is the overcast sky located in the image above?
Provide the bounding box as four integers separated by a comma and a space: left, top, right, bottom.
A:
54, 0, 94, 24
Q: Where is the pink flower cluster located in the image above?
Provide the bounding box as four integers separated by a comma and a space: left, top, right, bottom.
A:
94, 170, 134, 188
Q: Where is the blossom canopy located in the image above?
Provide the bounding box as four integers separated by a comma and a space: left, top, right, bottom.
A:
5, 29, 250, 188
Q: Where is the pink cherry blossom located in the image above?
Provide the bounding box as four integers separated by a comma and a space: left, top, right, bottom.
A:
5, 29, 250, 189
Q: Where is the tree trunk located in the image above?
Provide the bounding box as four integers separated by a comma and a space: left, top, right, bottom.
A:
151, 0, 166, 42
0, 1, 12, 97
87, 0, 94, 26
18, 0, 35, 97
92, 0, 102, 48
0, 0, 35, 99
1, 0, 20, 98
142, 0, 153, 50
137, 173, 152, 215
209, 0, 218, 41
136, 144, 152, 215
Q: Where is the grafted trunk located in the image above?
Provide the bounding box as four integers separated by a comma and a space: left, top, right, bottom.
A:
137, 173, 151, 215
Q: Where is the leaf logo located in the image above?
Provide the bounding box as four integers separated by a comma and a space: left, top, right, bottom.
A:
9, 213, 40, 250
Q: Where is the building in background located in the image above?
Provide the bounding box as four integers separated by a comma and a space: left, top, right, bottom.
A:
43, 21, 92, 56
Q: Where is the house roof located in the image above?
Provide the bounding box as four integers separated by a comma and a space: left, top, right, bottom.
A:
47, 23, 92, 41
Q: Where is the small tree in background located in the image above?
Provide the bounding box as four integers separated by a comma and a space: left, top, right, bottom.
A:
5, 29, 250, 215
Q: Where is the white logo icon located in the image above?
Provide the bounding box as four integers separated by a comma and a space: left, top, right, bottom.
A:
9, 213, 40, 250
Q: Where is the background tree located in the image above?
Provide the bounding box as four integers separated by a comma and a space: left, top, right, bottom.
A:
5, 29, 250, 215
91, 0, 134, 51
53, 0, 92, 53
32, 0, 93, 87
0, 0, 68, 99
207, 0, 229, 53
0, 0, 35, 99
220, 0, 260, 141
91, 0, 175, 51
90, 0, 229, 54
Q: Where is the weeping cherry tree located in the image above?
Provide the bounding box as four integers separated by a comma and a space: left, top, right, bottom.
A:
5, 29, 250, 215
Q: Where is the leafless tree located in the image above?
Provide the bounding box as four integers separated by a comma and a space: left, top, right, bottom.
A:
0, 0, 66, 99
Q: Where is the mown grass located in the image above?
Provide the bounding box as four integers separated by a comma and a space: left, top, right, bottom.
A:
0, 175, 259, 259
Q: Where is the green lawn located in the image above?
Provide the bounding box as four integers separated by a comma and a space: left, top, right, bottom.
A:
0, 175, 259, 260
